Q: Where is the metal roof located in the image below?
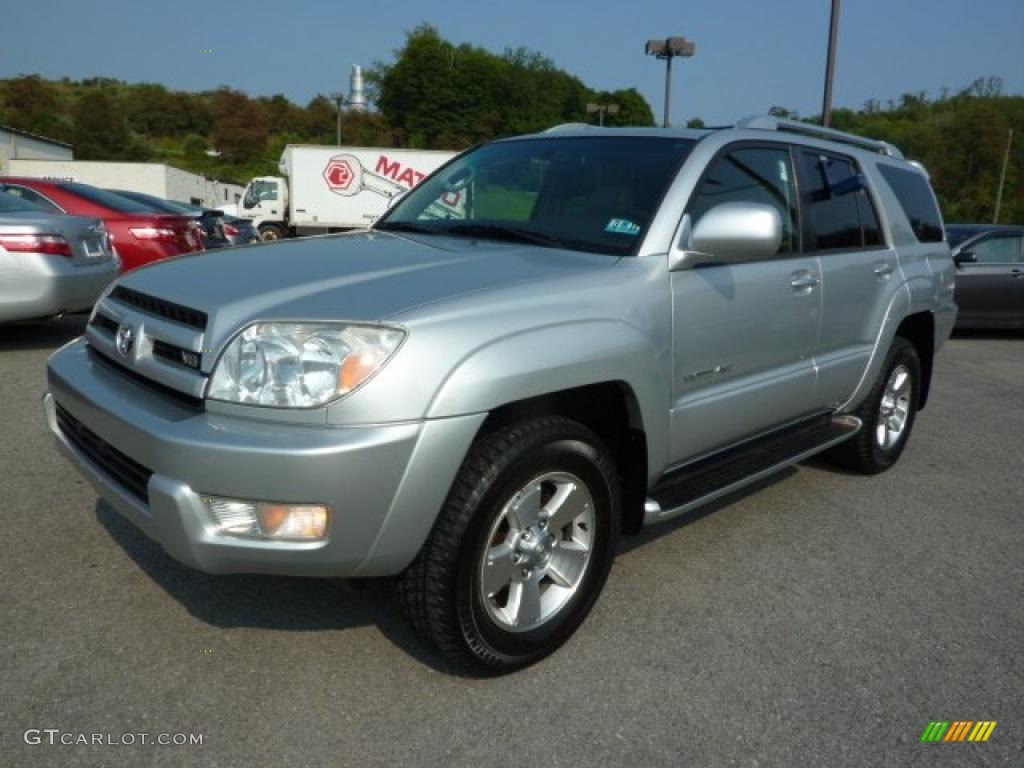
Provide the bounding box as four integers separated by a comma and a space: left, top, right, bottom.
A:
0, 124, 72, 149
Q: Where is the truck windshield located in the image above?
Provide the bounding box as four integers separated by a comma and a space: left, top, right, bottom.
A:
244, 180, 277, 208
376, 136, 695, 257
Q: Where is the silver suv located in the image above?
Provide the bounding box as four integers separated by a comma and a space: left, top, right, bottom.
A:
44, 117, 956, 674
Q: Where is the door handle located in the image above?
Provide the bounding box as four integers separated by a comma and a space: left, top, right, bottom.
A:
1011, 268, 1023, 279
790, 272, 820, 290
873, 260, 896, 278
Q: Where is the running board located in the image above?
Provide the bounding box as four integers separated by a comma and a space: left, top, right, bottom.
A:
644, 414, 861, 526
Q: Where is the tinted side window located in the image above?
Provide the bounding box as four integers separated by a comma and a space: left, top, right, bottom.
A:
688, 146, 800, 254
969, 235, 1023, 264
3, 185, 62, 213
800, 153, 865, 250
877, 165, 943, 243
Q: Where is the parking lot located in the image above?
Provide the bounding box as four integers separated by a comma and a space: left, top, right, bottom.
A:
1, 318, 1020, 767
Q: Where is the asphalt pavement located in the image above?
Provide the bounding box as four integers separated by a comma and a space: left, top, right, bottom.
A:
1, 317, 1021, 767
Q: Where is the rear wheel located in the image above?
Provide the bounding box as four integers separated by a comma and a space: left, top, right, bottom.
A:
258, 223, 286, 241
397, 416, 620, 675
826, 336, 921, 474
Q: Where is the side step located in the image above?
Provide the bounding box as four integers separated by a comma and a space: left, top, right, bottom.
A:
644, 414, 861, 526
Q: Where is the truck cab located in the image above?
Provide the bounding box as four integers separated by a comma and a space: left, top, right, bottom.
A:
238, 176, 289, 240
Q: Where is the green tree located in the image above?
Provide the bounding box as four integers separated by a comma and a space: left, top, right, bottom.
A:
73, 88, 135, 160
2, 75, 70, 141
208, 87, 269, 162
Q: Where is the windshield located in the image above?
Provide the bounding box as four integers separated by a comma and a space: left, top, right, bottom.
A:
64, 182, 157, 213
945, 227, 985, 249
111, 189, 183, 214
376, 136, 696, 256
0, 189, 47, 213
244, 180, 277, 208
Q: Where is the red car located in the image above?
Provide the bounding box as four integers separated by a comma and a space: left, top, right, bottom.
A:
0, 178, 203, 272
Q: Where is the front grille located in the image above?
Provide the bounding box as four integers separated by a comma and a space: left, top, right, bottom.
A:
90, 312, 118, 334
152, 340, 201, 370
87, 346, 205, 411
55, 403, 153, 503
110, 286, 208, 330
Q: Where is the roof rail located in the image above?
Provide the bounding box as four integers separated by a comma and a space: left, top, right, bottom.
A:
734, 115, 904, 159
544, 123, 594, 133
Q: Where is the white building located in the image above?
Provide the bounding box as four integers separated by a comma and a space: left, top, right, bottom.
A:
0, 125, 73, 172
6, 159, 245, 209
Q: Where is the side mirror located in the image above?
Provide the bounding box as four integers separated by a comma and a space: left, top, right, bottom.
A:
675, 202, 783, 269
953, 251, 978, 267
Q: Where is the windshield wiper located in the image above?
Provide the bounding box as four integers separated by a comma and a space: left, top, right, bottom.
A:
443, 223, 563, 248
374, 221, 436, 235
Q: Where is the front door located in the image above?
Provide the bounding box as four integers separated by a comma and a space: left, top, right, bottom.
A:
955, 232, 1024, 328
670, 143, 820, 463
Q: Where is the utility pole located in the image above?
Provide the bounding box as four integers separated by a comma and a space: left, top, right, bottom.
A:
329, 92, 346, 146
645, 37, 696, 128
821, 0, 841, 127
993, 128, 1013, 224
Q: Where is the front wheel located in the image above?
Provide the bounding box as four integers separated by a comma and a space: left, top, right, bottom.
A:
826, 336, 921, 474
397, 416, 620, 675
258, 223, 286, 241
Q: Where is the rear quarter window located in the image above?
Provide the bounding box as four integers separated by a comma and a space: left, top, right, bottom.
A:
877, 165, 944, 243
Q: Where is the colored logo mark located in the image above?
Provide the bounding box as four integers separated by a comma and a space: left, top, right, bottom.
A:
920, 721, 997, 742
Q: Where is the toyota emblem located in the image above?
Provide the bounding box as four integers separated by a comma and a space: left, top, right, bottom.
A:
115, 323, 135, 358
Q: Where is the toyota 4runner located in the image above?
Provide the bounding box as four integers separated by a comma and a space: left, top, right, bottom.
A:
45, 117, 957, 674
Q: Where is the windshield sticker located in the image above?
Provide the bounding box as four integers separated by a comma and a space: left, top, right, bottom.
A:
605, 218, 641, 236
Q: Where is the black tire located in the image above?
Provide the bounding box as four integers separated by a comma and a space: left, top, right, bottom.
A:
397, 416, 620, 675
258, 223, 286, 241
826, 336, 921, 474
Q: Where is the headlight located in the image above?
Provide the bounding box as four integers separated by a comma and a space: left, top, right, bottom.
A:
207, 322, 405, 407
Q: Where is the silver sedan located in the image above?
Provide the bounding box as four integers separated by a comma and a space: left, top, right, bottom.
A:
0, 190, 120, 323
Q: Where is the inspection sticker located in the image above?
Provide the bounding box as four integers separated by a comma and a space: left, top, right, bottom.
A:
605, 218, 641, 236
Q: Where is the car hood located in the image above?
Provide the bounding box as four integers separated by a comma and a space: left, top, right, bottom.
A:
117, 230, 617, 339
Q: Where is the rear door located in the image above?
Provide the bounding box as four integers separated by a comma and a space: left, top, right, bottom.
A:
797, 149, 897, 407
670, 143, 820, 462
954, 232, 1024, 327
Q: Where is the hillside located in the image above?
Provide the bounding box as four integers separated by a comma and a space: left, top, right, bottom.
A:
0, 30, 1020, 223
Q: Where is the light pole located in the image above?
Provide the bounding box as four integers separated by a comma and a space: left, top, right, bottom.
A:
993, 128, 1014, 224
329, 92, 346, 146
645, 37, 695, 128
821, 0, 841, 127
586, 102, 620, 127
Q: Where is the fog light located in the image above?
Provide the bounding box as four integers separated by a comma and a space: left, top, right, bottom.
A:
259, 504, 329, 539
202, 497, 330, 540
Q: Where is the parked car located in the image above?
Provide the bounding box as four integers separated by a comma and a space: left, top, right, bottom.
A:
946, 224, 1024, 329
0, 188, 119, 323
221, 215, 260, 246
0, 178, 203, 272
107, 190, 231, 250
44, 118, 955, 674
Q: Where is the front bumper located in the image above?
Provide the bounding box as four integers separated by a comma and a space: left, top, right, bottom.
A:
45, 339, 484, 577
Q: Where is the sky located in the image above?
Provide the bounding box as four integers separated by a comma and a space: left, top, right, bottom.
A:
3, 0, 1022, 126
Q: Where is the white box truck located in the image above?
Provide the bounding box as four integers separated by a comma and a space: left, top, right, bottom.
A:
237, 145, 457, 240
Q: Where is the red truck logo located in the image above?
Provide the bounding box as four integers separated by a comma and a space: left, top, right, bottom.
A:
375, 156, 427, 188
323, 158, 356, 191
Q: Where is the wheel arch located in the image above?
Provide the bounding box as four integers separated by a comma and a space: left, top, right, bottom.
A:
477, 381, 650, 535
894, 311, 935, 410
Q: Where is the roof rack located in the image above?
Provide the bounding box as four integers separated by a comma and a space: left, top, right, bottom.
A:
544, 123, 595, 133
734, 115, 904, 159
